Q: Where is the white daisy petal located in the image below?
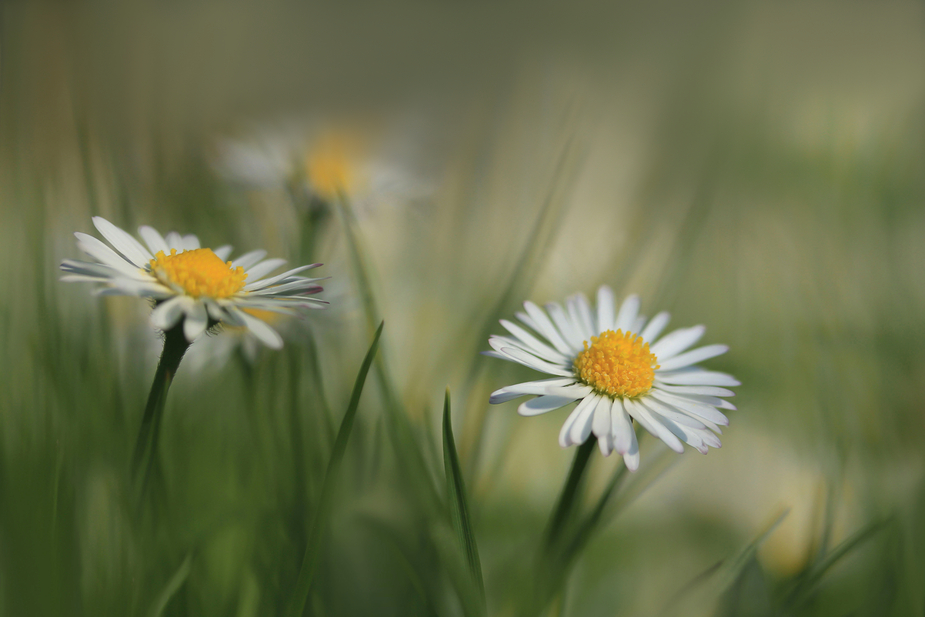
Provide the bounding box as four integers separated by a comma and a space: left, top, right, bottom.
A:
572, 294, 595, 341
104, 278, 173, 298
92, 217, 153, 266
598, 431, 614, 456
559, 395, 598, 447
610, 398, 636, 455
640, 396, 707, 430
592, 395, 612, 439
490, 378, 577, 404
653, 383, 736, 398
596, 286, 616, 333
613, 294, 640, 332
138, 225, 170, 255
248, 279, 324, 296
181, 234, 201, 250
500, 320, 569, 364
242, 264, 321, 291
498, 346, 573, 377
632, 315, 647, 334
488, 335, 541, 359
164, 231, 184, 251
639, 399, 704, 452
545, 301, 584, 351
204, 299, 229, 322
60, 259, 129, 279
545, 384, 595, 399
624, 398, 684, 453
232, 250, 268, 271
650, 389, 730, 426
232, 308, 284, 349
244, 258, 288, 282
650, 325, 706, 360
151, 296, 188, 331
654, 369, 740, 387
75, 233, 144, 277
183, 301, 209, 342
656, 344, 729, 371
681, 393, 737, 411
515, 311, 541, 334
523, 302, 573, 355
640, 311, 671, 342
518, 395, 579, 417
569, 394, 599, 446
623, 447, 640, 472
60, 274, 111, 284
213, 245, 233, 261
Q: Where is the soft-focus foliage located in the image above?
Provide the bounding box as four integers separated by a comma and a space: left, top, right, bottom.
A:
2, 3, 924, 616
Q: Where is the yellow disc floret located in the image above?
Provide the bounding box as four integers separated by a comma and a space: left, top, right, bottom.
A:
574, 329, 659, 398
305, 133, 354, 201
149, 248, 247, 299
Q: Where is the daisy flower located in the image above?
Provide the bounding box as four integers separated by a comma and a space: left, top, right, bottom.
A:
486, 286, 738, 470
213, 118, 439, 216
60, 216, 326, 348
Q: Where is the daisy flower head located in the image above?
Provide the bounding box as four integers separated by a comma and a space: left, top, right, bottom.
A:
486, 287, 738, 471
213, 117, 440, 217
60, 217, 327, 349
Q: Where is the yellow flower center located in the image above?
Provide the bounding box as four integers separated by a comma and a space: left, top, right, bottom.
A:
574, 329, 659, 398
305, 134, 354, 201
149, 248, 247, 299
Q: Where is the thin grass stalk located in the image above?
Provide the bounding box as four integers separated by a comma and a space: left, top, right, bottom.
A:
334, 188, 442, 509
460, 133, 584, 481
443, 389, 486, 616
285, 322, 383, 617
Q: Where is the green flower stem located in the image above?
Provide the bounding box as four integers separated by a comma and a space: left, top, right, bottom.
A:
543, 438, 596, 550
515, 439, 597, 617
131, 324, 190, 502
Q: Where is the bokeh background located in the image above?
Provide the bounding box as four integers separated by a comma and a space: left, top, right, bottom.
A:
2, 2, 925, 616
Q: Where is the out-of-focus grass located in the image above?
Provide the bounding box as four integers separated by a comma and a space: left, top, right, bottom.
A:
2, 2, 925, 616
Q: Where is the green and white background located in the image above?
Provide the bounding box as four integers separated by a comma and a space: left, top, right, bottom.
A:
2, 2, 924, 616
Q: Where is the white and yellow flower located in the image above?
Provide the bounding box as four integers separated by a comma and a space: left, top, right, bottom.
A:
212, 119, 439, 215
60, 217, 326, 348
487, 286, 738, 470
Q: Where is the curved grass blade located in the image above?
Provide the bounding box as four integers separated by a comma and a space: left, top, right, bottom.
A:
721, 508, 790, 590
149, 554, 192, 617
783, 518, 888, 609
285, 321, 384, 617
335, 189, 442, 509
443, 389, 485, 617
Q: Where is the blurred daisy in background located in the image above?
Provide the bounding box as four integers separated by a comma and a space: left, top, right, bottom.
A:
212, 114, 441, 217
60, 216, 327, 349
487, 286, 738, 470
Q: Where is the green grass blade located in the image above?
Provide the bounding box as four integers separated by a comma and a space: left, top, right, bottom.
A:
660, 509, 789, 615
721, 508, 790, 590
149, 554, 192, 617
442, 389, 486, 616
285, 321, 384, 617
461, 133, 587, 475
335, 189, 442, 510
783, 518, 889, 609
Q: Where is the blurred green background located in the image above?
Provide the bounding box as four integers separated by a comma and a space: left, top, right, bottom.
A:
2, 2, 925, 616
